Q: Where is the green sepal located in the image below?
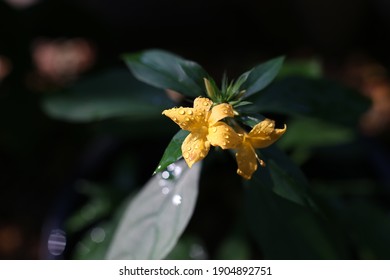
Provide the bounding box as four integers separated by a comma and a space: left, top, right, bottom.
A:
154, 130, 190, 174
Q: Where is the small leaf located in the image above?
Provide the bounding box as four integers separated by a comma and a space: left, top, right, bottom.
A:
123, 49, 209, 97
154, 130, 190, 174
240, 56, 285, 98
105, 160, 201, 260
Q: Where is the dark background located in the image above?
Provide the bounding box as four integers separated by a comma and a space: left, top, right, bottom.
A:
1, 0, 390, 259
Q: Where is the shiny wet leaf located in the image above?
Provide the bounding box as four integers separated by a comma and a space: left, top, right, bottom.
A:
105, 160, 201, 259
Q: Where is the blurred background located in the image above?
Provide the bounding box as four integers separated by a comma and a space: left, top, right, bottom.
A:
1, 0, 390, 259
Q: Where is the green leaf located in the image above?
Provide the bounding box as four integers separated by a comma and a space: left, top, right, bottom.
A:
165, 235, 208, 259
251, 76, 370, 126
105, 160, 201, 259
240, 56, 285, 98
42, 69, 174, 122
244, 181, 349, 259
322, 197, 390, 259
258, 146, 315, 208
277, 117, 355, 164
278, 58, 323, 78
154, 130, 190, 174
123, 49, 209, 97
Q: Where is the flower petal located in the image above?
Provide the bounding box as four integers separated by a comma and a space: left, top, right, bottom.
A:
235, 141, 258, 180
207, 122, 242, 149
181, 132, 210, 168
162, 107, 203, 131
208, 103, 234, 125
248, 119, 287, 148
193, 97, 213, 114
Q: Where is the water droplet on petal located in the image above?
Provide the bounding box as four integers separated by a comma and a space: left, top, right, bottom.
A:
179, 109, 185, 115
183, 152, 190, 159
225, 128, 230, 132
212, 127, 217, 133
225, 135, 229, 139
172, 194, 182, 205
223, 110, 228, 114
203, 101, 209, 106
187, 110, 193, 115
185, 117, 190, 122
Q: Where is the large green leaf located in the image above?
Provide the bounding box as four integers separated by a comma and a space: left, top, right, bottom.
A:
245, 178, 349, 259
251, 76, 370, 126
240, 56, 285, 98
277, 117, 355, 164
258, 146, 315, 208
123, 49, 209, 97
105, 160, 201, 259
42, 69, 174, 122
154, 130, 189, 174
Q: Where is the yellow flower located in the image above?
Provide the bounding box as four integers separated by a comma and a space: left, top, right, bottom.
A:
236, 119, 287, 180
163, 97, 241, 167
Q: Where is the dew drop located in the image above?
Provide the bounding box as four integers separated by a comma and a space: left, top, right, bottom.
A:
187, 110, 193, 115
183, 152, 190, 159
179, 109, 185, 115
185, 117, 190, 122
90, 227, 105, 243
167, 163, 176, 171
173, 165, 183, 177
172, 194, 182, 205
162, 187, 170, 195
161, 171, 170, 179
203, 101, 209, 106
223, 110, 228, 114
173, 117, 178, 122
225, 127, 230, 132
159, 179, 168, 187
212, 127, 217, 133
225, 135, 229, 139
